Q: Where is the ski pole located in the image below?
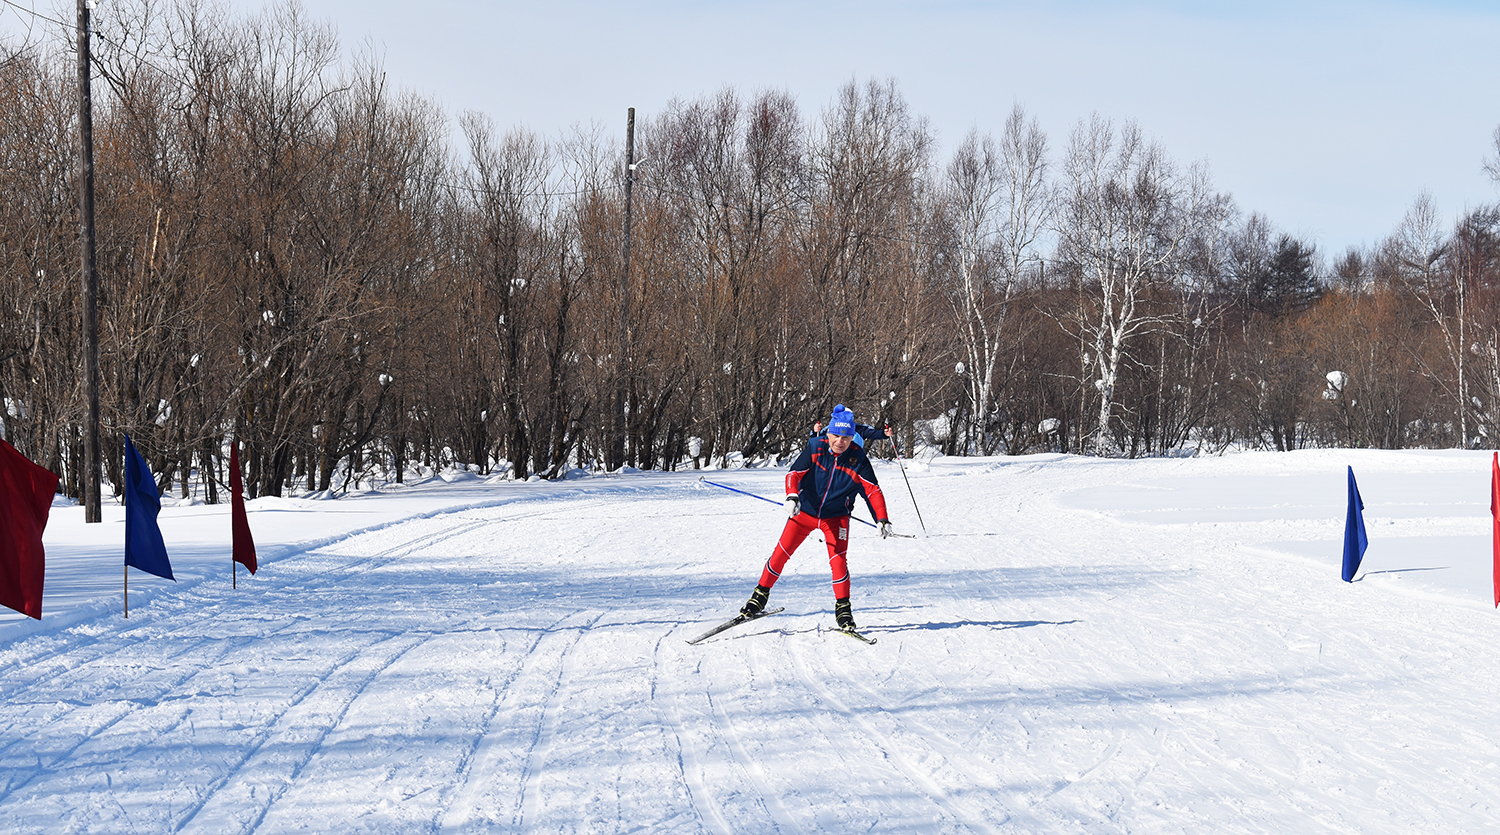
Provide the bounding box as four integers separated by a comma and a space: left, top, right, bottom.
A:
698, 476, 786, 510
877, 425, 925, 533
698, 477, 913, 537
892, 451, 926, 533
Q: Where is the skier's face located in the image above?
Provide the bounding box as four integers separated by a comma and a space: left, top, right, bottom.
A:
827, 433, 853, 453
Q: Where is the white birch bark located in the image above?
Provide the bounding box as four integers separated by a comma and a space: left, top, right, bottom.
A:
1057, 116, 1212, 455
941, 106, 1050, 453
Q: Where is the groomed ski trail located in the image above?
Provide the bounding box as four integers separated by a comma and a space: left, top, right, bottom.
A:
7, 456, 1500, 833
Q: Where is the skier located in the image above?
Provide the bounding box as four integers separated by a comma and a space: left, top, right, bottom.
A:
740, 404, 895, 630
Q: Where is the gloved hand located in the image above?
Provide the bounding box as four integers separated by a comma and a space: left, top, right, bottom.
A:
785, 495, 800, 519
878, 520, 894, 539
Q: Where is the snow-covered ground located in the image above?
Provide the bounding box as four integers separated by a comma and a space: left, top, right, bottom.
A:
3, 449, 1500, 833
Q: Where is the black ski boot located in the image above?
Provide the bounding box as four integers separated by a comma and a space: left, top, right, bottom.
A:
834, 597, 856, 630
741, 585, 771, 617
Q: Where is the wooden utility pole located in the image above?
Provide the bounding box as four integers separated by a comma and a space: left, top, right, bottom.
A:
610, 107, 636, 472
77, 0, 102, 523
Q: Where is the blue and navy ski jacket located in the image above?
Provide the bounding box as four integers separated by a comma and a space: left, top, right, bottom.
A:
786, 437, 890, 522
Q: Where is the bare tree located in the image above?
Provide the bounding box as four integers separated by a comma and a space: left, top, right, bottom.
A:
0, 46, 82, 485
1485, 125, 1500, 187
1056, 116, 1214, 454
1450, 207, 1500, 444
1384, 191, 1465, 446
1147, 192, 1235, 454
801, 78, 932, 408
636, 87, 805, 467
27, 0, 1500, 493
939, 105, 1051, 453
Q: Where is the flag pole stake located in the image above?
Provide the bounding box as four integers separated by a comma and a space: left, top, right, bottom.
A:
123, 563, 128, 618
1490, 452, 1498, 609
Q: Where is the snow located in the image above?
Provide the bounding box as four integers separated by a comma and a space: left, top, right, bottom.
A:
4, 449, 1500, 833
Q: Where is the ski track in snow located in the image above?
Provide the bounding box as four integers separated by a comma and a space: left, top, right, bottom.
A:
788, 639, 996, 834
702, 639, 800, 833
433, 618, 546, 835
181, 631, 428, 834
512, 609, 601, 830
649, 636, 732, 835
4, 452, 1500, 832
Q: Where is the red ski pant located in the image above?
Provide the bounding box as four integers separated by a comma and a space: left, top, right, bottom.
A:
759, 513, 851, 599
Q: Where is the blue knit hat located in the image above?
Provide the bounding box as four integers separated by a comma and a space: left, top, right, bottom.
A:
828, 404, 856, 437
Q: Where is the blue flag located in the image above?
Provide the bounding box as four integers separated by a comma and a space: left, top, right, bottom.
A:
124, 437, 175, 581
1341, 466, 1368, 582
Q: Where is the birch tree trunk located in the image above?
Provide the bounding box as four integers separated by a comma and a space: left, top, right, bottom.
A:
1057, 116, 1213, 455
941, 106, 1050, 454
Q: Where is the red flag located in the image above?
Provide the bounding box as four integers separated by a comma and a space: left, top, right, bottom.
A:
230, 444, 257, 574
0, 440, 60, 619
1491, 452, 1499, 608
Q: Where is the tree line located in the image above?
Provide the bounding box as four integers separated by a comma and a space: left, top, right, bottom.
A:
3, 0, 1500, 502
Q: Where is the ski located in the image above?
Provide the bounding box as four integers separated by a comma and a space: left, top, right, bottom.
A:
834, 626, 878, 645
686, 607, 785, 645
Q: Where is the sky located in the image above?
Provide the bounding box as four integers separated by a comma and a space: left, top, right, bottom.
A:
4, 0, 1499, 260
